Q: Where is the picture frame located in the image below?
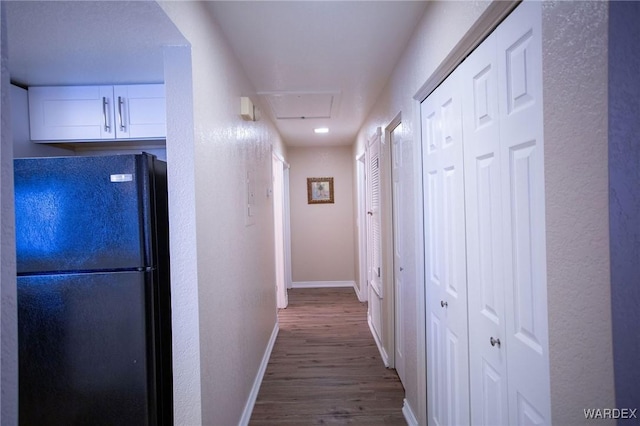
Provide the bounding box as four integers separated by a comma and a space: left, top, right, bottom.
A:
307, 177, 334, 204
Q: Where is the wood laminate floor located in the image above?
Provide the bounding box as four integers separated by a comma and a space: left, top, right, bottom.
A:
250, 287, 406, 425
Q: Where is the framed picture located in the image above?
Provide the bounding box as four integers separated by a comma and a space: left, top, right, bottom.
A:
307, 177, 334, 204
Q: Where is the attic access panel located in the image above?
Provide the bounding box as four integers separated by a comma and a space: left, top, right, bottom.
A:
260, 91, 339, 120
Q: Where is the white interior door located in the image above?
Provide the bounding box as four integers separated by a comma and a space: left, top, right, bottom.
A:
421, 69, 470, 426
496, 4, 550, 424
367, 130, 382, 298
462, 2, 550, 424
366, 129, 384, 353
461, 30, 509, 426
390, 120, 406, 386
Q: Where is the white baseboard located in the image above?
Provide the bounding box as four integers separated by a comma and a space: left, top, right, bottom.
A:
292, 280, 355, 288
368, 313, 390, 367
239, 321, 279, 426
354, 283, 366, 302
402, 398, 419, 426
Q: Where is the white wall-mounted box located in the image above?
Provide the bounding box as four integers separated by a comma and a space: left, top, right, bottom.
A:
240, 96, 255, 121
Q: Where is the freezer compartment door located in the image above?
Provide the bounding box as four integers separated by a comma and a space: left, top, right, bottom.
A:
18, 271, 159, 426
14, 154, 153, 273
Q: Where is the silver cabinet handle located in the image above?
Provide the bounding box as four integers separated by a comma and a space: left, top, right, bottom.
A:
440, 300, 448, 308
102, 97, 110, 132
490, 337, 501, 348
118, 96, 125, 131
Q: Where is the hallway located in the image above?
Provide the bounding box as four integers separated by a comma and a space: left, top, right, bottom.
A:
1, 2, 623, 424
250, 288, 405, 425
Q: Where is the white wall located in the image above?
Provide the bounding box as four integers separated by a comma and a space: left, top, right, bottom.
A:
158, 2, 286, 424
355, 1, 615, 424
162, 44, 202, 426
0, 3, 18, 423
288, 146, 355, 284
541, 2, 615, 423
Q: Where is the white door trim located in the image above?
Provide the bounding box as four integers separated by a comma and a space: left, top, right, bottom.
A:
386, 112, 404, 384
356, 152, 368, 302
283, 164, 292, 290
272, 153, 288, 309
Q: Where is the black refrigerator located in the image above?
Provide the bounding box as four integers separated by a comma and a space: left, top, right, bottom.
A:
14, 153, 173, 426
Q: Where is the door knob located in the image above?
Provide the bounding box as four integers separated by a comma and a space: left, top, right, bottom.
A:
440, 300, 448, 308
490, 337, 501, 348
367, 211, 373, 216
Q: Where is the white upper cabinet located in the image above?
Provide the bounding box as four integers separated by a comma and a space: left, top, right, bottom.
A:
28, 85, 113, 141
112, 85, 166, 140
28, 84, 166, 142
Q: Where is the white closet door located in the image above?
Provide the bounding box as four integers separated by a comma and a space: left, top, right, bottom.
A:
368, 131, 382, 296
496, 3, 551, 424
421, 70, 469, 426
461, 32, 509, 425
367, 130, 384, 346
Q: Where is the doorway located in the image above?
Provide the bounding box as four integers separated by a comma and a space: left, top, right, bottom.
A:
272, 153, 290, 309
356, 152, 368, 302
387, 115, 406, 387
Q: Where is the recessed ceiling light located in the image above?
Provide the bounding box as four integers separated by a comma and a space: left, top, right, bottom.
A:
314, 127, 329, 134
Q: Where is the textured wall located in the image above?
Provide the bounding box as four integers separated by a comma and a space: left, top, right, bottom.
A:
162, 45, 202, 426
159, 2, 286, 424
542, 1, 615, 423
289, 146, 355, 283
1, 2, 18, 423
609, 0, 640, 412
354, 1, 490, 423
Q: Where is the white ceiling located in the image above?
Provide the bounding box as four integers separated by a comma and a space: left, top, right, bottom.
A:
5, 1, 428, 148
5, 1, 187, 86
205, 1, 428, 147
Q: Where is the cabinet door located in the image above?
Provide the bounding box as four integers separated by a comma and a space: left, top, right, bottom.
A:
28, 86, 115, 141
421, 69, 470, 426
114, 85, 166, 139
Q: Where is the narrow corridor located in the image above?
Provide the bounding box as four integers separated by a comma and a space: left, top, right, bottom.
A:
250, 288, 405, 425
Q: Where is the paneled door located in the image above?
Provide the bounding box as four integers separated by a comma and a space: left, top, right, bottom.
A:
462, 2, 550, 424
496, 3, 550, 424
460, 27, 508, 426
421, 69, 470, 426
